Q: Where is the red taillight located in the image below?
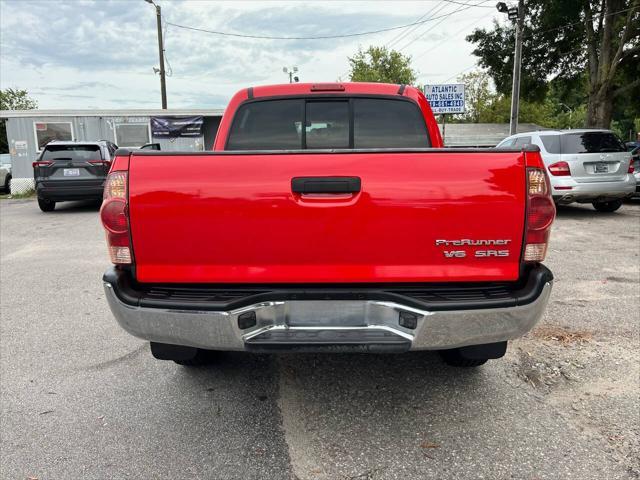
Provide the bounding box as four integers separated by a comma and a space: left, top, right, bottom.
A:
628, 162, 635, 174
100, 171, 132, 264
33, 160, 53, 168
548, 161, 571, 176
524, 167, 556, 262
101, 200, 128, 234
88, 159, 111, 167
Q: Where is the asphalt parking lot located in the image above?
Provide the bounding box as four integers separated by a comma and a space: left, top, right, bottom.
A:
1, 198, 639, 480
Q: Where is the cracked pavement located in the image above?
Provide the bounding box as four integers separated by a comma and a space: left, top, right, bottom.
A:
1, 198, 638, 479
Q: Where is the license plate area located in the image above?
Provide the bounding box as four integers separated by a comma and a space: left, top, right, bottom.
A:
287, 301, 367, 327
594, 162, 608, 173
64, 168, 80, 176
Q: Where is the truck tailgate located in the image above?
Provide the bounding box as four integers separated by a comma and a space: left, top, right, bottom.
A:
128, 150, 526, 283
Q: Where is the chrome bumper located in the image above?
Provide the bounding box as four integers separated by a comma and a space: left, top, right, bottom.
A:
103, 280, 552, 352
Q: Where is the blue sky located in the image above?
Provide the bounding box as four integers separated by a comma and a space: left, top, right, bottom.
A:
0, 0, 501, 109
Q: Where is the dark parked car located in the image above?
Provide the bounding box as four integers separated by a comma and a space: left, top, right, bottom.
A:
33, 140, 117, 212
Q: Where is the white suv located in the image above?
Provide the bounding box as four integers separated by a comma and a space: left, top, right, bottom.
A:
498, 129, 635, 212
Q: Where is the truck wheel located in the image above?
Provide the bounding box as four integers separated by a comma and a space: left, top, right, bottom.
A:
592, 199, 622, 212
150, 342, 216, 366
439, 349, 488, 367
173, 349, 216, 366
4, 175, 10, 192
38, 198, 56, 212
438, 341, 507, 368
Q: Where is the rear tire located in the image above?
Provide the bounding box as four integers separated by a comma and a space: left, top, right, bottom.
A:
38, 198, 56, 212
439, 341, 507, 368
4, 175, 10, 193
592, 199, 622, 212
439, 349, 488, 368
150, 342, 217, 366
173, 349, 217, 366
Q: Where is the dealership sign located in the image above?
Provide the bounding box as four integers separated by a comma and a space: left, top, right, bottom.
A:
423, 84, 465, 114
151, 116, 204, 138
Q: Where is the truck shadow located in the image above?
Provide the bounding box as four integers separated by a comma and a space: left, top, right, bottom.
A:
136, 351, 551, 478
174, 350, 488, 423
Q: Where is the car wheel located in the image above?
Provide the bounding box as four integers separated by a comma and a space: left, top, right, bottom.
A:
4, 175, 10, 192
173, 349, 218, 366
439, 349, 488, 367
38, 198, 56, 212
592, 199, 622, 212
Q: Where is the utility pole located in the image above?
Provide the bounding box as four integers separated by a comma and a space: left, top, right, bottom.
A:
145, 0, 167, 109
509, 0, 524, 135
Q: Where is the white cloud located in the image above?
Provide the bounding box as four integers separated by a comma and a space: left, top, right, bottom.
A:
0, 0, 500, 109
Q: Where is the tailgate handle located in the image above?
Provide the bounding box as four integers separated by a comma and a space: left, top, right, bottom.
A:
291, 176, 361, 194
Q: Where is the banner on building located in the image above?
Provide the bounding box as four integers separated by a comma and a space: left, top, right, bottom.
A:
150, 116, 204, 138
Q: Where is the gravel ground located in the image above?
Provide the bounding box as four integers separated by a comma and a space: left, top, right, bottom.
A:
1, 198, 638, 480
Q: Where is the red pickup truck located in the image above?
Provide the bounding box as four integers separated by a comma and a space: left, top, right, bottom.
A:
101, 82, 555, 368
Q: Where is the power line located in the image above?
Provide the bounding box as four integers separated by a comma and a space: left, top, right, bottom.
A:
338, 2, 456, 81
424, 3, 639, 85
397, 0, 491, 52
441, 0, 494, 7
411, 9, 496, 62
386, 2, 447, 49
165, 5, 497, 41
442, 64, 477, 83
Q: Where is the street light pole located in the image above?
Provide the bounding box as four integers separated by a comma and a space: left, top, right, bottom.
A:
146, 0, 167, 109
282, 66, 299, 84
509, 0, 524, 135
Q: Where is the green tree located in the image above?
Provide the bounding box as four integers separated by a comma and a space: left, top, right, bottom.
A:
348, 46, 417, 84
456, 70, 494, 123
450, 69, 587, 128
466, 0, 640, 129
0, 88, 38, 153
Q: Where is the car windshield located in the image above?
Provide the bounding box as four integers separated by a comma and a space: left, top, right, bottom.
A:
41, 145, 102, 161
560, 132, 625, 154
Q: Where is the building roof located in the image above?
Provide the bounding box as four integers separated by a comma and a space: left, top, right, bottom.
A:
439, 123, 550, 147
0, 108, 225, 119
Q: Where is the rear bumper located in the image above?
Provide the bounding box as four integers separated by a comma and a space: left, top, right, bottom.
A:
551, 175, 635, 204
103, 266, 553, 352
36, 181, 104, 201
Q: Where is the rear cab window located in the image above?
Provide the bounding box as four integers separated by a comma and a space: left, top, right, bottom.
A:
41, 145, 103, 162
226, 97, 429, 150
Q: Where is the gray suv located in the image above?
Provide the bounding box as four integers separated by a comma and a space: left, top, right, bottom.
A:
33, 140, 117, 212
498, 129, 635, 212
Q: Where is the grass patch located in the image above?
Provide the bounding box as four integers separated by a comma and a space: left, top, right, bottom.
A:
1, 189, 35, 199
